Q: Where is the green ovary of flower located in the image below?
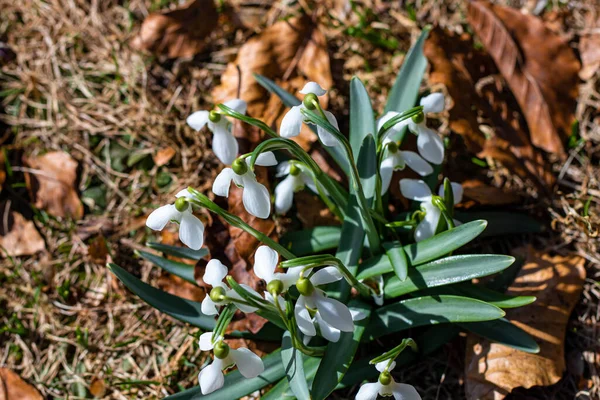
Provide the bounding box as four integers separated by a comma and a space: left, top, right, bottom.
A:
266, 279, 284, 296
379, 370, 392, 386
174, 197, 189, 212
213, 341, 230, 359
411, 111, 424, 124
209, 286, 226, 303
296, 277, 315, 296
302, 93, 319, 110
231, 158, 248, 175
208, 110, 221, 123
289, 164, 301, 176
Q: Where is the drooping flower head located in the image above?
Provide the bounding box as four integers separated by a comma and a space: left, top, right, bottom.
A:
274, 161, 317, 214
252, 245, 303, 306
212, 152, 277, 219
399, 178, 463, 242
280, 82, 340, 147
187, 99, 247, 165
146, 189, 204, 250
407, 92, 445, 165
201, 259, 259, 316
355, 361, 421, 400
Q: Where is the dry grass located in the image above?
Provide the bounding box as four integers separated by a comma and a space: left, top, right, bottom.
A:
0, 0, 599, 399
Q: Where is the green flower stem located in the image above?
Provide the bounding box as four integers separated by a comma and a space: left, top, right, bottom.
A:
369, 338, 418, 365
213, 304, 236, 340
187, 187, 296, 260
217, 104, 279, 138
432, 196, 456, 230
375, 106, 424, 150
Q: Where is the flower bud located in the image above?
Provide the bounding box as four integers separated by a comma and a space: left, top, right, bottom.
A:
213, 341, 230, 359
411, 111, 424, 124
174, 197, 189, 212
378, 370, 392, 386
296, 277, 314, 296
289, 164, 301, 176
266, 279, 284, 296
208, 110, 221, 123
232, 158, 248, 175
302, 93, 319, 110
209, 286, 226, 303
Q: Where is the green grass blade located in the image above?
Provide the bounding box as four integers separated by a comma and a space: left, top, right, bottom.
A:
460, 318, 540, 353
349, 77, 376, 161
279, 226, 342, 256
281, 332, 311, 400
365, 295, 505, 340
137, 250, 197, 285
383, 255, 515, 298
146, 242, 208, 260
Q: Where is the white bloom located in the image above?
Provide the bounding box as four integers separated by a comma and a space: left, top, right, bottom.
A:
379, 142, 433, 195
274, 162, 317, 214
201, 259, 259, 315
399, 179, 463, 242
187, 99, 247, 165
294, 267, 354, 342
280, 82, 340, 147
377, 111, 411, 143
407, 92, 445, 165
212, 152, 277, 219
355, 361, 421, 400
197, 334, 264, 395
146, 189, 204, 250
252, 245, 302, 306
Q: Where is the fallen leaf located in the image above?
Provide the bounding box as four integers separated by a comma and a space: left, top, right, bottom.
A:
465, 246, 586, 399
294, 191, 340, 228
153, 146, 176, 167
460, 179, 521, 206
0, 368, 43, 400
87, 235, 108, 265
579, 33, 600, 80
24, 151, 84, 220
0, 203, 45, 257
131, 0, 218, 58
88, 378, 106, 398
468, 0, 580, 156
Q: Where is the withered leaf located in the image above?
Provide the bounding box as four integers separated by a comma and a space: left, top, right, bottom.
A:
131, 0, 218, 58
24, 151, 84, 220
0, 205, 45, 257
579, 33, 600, 80
468, 1, 580, 156
460, 179, 521, 206
0, 368, 43, 400
465, 246, 586, 399
153, 146, 176, 167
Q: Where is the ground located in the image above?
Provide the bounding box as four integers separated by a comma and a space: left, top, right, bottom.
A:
0, 0, 599, 399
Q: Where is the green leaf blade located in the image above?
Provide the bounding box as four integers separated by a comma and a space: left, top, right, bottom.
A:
383, 241, 409, 281
137, 250, 197, 285
281, 332, 311, 400
460, 318, 540, 353
146, 242, 208, 260
349, 77, 376, 161
280, 226, 342, 256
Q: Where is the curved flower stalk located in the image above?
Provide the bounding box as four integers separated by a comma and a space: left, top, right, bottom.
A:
197, 331, 264, 395
146, 189, 204, 250
399, 178, 463, 242
187, 99, 247, 165
294, 267, 354, 342
407, 92, 445, 165
378, 141, 433, 195
201, 259, 259, 315
280, 82, 340, 147
213, 152, 278, 219
356, 361, 421, 400
274, 161, 318, 214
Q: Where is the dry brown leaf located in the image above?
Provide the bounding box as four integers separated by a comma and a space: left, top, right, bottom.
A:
153, 146, 176, 167
24, 151, 83, 220
0, 368, 43, 400
131, 0, 218, 58
579, 33, 600, 80
88, 378, 106, 398
468, 1, 580, 156
87, 235, 108, 265
465, 247, 586, 400
0, 204, 45, 257
460, 179, 521, 206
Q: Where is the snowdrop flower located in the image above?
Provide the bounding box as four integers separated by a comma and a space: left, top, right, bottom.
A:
252, 245, 303, 307
294, 267, 354, 342
274, 162, 317, 214
201, 259, 258, 315
280, 82, 340, 147
187, 99, 247, 165
408, 92, 445, 165
356, 361, 421, 400
197, 332, 264, 395
399, 178, 463, 242
379, 141, 433, 195
212, 152, 277, 219
146, 189, 204, 250
377, 111, 411, 143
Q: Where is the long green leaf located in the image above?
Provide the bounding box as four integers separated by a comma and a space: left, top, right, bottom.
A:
108, 263, 215, 330
460, 318, 540, 353
311, 301, 371, 400
279, 226, 342, 256
383, 241, 409, 281
349, 77, 376, 161
263, 357, 321, 400
443, 283, 536, 309
137, 250, 197, 285
357, 220, 488, 280
281, 332, 311, 400
384, 255, 515, 298
365, 295, 505, 340
146, 242, 208, 260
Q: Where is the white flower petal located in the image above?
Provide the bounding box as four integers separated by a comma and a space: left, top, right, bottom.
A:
201, 296, 219, 315
199, 331, 214, 351
376, 360, 396, 372
355, 382, 381, 400
392, 383, 422, 400
242, 180, 271, 219
417, 126, 444, 165
294, 296, 317, 336
315, 312, 341, 342
213, 168, 236, 197
280, 105, 303, 138
230, 348, 264, 378
199, 361, 225, 395
212, 126, 239, 165
228, 285, 259, 313
415, 202, 441, 242
310, 267, 343, 286
408, 120, 419, 134
279, 266, 303, 290
276, 161, 291, 177
376, 111, 398, 132
175, 189, 193, 199
146, 204, 180, 231
299, 82, 327, 96
399, 179, 432, 202
370, 274, 385, 306
223, 99, 247, 115
379, 156, 396, 196
186, 110, 210, 131
253, 246, 279, 282
314, 293, 354, 332
317, 110, 340, 147
265, 291, 286, 309
301, 172, 318, 193
420, 92, 445, 114
254, 151, 278, 167
179, 212, 204, 250
275, 175, 298, 214
204, 259, 228, 287
402, 151, 434, 176
437, 182, 463, 204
